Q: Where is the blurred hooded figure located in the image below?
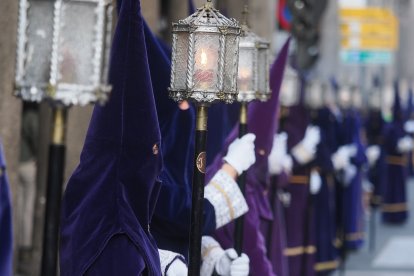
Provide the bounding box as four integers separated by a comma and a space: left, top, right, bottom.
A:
0, 141, 13, 276
206, 38, 290, 276
382, 82, 413, 223
60, 0, 164, 274
280, 77, 320, 276
335, 89, 367, 251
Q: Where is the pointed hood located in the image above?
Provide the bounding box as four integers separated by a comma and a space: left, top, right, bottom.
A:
60, 0, 162, 274
282, 76, 311, 150
189, 0, 196, 14
206, 38, 291, 184
393, 80, 403, 123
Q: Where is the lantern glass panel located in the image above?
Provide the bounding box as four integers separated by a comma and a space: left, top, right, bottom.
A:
238, 48, 254, 92
173, 32, 190, 90
257, 48, 269, 100
223, 34, 239, 92
25, 0, 54, 86
193, 33, 220, 91
55, 1, 97, 86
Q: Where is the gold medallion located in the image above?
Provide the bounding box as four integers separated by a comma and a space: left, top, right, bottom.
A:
196, 152, 206, 174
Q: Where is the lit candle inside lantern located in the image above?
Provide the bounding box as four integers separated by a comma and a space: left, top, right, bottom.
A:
194, 48, 216, 90
238, 66, 252, 91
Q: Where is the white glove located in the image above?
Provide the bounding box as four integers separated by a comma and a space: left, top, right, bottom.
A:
201, 237, 250, 276
224, 133, 256, 175
309, 170, 322, 195
268, 133, 293, 175
397, 136, 414, 153
404, 120, 414, 134
229, 253, 250, 276
331, 144, 356, 171
291, 126, 321, 164
366, 145, 380, 167
158, 249, 187, 276
342, 165, 357, 187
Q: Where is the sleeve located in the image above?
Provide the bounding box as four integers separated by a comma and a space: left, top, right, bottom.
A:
204, 170, 249, 229
158, 249, 187, 276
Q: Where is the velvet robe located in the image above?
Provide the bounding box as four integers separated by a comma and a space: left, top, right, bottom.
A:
60, 1, 162, 274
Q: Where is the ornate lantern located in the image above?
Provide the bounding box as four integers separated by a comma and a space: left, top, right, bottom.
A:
15, 0, 113, 105
168, 0, 240, 104
168, 1, 241, 274
280, 67, 300, 107
14, 1, 113, 275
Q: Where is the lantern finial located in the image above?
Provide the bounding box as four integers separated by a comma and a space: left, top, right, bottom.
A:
242, 5, 249, 27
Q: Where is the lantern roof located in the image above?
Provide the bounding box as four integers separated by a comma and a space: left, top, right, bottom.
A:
177, 0, 239, 29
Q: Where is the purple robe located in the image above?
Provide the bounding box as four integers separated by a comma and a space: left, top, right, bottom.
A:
365, 110, 386, 207
312, 107, 341, 274
382, 83, 409, 223
281, 80, 316, 276
261, 173, 290, 276
60, 0, 162, 274
0, 142, 13, 276
206, 38, 291, 276
336, 109, 367, 250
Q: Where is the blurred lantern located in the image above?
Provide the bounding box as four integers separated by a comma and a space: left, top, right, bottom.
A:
237, 6, 270, 103
14, 0, 113, 275
15, 0, 113, 105
233, 4, 270, 255
338, 85, 353, 109
280, 67, 300, 107
168, 0, 241, 274
305, 79, 324, 109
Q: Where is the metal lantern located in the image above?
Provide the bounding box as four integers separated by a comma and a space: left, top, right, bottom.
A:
280, 67, 300, 107
14, 1, 113, 275
237, 16, 270, 102
15, 0, 113, 106
168, 1, 241, 275
168, 0, 241, 104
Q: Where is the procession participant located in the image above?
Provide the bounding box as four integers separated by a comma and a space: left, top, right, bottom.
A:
206, 38, 290, 276
306, 81, 341, 275
266, 130, 292, 276
281, 77, 320, 276
143, 17, 251, 275
0, 141, 13, 276
60, 0, 182, 274
365, 81, 386, 208
382, 82, 413, 224
335, 86, 367, 251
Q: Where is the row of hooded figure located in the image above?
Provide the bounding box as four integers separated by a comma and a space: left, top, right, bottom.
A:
55, 1, 413, 276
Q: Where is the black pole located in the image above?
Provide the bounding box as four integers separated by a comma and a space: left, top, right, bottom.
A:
41, 107, 67, 276
234, 102, 248, 255
188, 105, 209, 276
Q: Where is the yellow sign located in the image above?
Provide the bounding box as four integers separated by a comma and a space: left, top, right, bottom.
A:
339, 7, 399, 51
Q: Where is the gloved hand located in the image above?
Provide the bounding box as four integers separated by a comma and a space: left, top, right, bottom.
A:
158, 249, 187, 276
366, 145, 380, 167
404, 120, 414, 134
309, 170, 322, 195
397, 136, 414, 153
268, 133, 293, 175
229, 253, 250, 276
224, 133, 256, 175
342, 165, 357, 187
331, 144, 356, 171
166, 259, 188, 276
201, 237, 250, 276
291, 126, 321, 164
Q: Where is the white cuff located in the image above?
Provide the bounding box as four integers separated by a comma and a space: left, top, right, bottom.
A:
204, 170, 249, 229
201, 236, 224, 276
158, 249, 186, 276
291, 143, 315, 165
